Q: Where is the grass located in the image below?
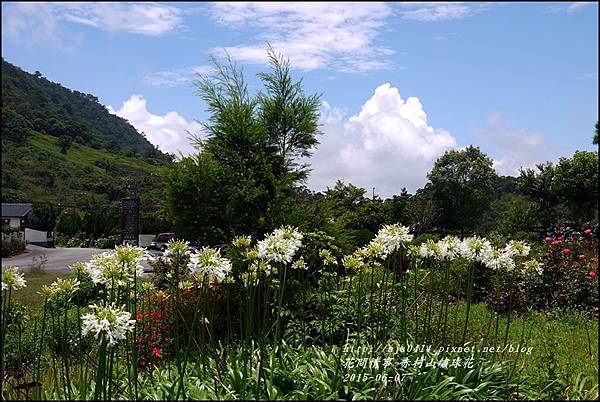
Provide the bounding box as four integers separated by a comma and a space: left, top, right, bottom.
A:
12, 272, 70, 309
26, 132, 160, 174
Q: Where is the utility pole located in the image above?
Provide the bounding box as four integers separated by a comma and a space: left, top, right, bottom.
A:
372, 187, 375, 200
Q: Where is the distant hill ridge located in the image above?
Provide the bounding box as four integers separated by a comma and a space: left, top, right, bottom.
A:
1, 58, 171, 163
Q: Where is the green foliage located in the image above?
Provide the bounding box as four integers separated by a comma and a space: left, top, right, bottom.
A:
481, 193, 541, 239
427, 145, 498, 233
1, 236, 26, 257
54, 208, 83, 237
552, 151, 598, 222
167, 48, 320, 244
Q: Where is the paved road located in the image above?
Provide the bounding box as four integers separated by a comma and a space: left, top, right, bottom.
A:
1, 245, 155, 274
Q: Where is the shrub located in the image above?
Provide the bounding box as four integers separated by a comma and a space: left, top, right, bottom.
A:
1, 237, 26, 257
93, 235, 121, 249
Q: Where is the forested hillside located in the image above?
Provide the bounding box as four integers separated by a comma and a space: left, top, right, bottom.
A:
1, 59, 173, 235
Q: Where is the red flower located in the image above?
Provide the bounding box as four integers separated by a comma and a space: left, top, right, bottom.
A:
152, 348, 162, 358
557, 236, 564, 241
552, 240, 562, 245
562, 248, 571, 255
584, 229, 592, 234
545, 236, 553, 242
578, 255, 586, 260
590, 271, 596, 280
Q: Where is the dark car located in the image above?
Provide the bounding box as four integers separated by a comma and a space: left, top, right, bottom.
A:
149, 232, 175, 251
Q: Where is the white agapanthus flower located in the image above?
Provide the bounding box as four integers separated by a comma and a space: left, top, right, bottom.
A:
481, 247, 515, 271
319, 249, 338, 266
189, 247, 232, 283
505, 240, 531, 258
440, 236, 462, 260
292, 257, 308, 270
342, 254, 365, 271
522, 260, 543, 275
81, 303, 135, 346
257, 226, 303, 264
40, 277, 80, 302
460, 236, 493, 262
419, 240, 443, 260
1, 266, 26, 291
370, 224, 413, 259
164, 239, 190, 257
232, 235, 252, 248
85, 247, 144, 289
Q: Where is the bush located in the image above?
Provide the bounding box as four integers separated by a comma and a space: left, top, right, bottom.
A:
1, 237, 27, 257
93, 235, 121, 249
66, 231, 89, 248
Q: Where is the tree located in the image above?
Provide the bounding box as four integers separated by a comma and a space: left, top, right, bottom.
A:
54, 208, 83, 236
57, 135, 73, 154
427, 145, 497, 233
594, 121, 598, 145
552, 151, 598, 222
518, 162, 559, 226
167, 48, 321, 244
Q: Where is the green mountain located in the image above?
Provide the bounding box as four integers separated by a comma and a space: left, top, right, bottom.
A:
1, 59, 174, 232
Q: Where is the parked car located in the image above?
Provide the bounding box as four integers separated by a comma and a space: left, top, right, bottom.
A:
149, 232, 174, 251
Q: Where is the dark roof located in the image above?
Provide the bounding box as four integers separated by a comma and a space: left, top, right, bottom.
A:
2, 203, 32, 218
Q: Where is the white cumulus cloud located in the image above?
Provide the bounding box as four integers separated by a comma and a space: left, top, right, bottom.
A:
209, 2, 395, 73
108, 95, 201, 156
307, 83, 457, 197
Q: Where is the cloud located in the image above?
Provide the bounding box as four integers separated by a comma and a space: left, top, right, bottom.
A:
475, 112, 562, 176
3, 2, 183, 49
543, 2, 594, 13
2, 2, 82, 51
142, 65, 213, 88
307, 83, 457, 197
208, 2, 395, 73
399, 3, 487, 22
108, 95, 202, 156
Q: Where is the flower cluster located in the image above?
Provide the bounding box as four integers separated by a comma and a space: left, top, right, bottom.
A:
81, 303, 136, 346
232, 235, 252, 249
163, 239, 191, 257
82, 245, 146, 289
40, 277, 80, 302
189, 247, 232, 283
370, 224, 413, 259
1, 266, 26, 291
257, 226, 303, 264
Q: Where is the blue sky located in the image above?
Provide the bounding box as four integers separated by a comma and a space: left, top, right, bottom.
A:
2, 2, 598, 197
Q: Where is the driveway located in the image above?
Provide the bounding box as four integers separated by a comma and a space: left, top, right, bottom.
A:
1, 245, 154, 275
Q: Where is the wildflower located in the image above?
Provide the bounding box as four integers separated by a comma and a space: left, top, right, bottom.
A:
1, 267, 27, 291
578, 255, 586, 260
189, 247, 232, 283
257, 226, 303, 264
590, 271, 596, 279
505, 240, 531, 257
584, 228, 592, 235
232, 235, 252, 248
152, 347, 162, 358
551, 240, 562, 245
545, 236, 553, 242
81, 303, 135, 346
562, 248, 571, 255
319, 249, 338, 266
292, 257, 308, 270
